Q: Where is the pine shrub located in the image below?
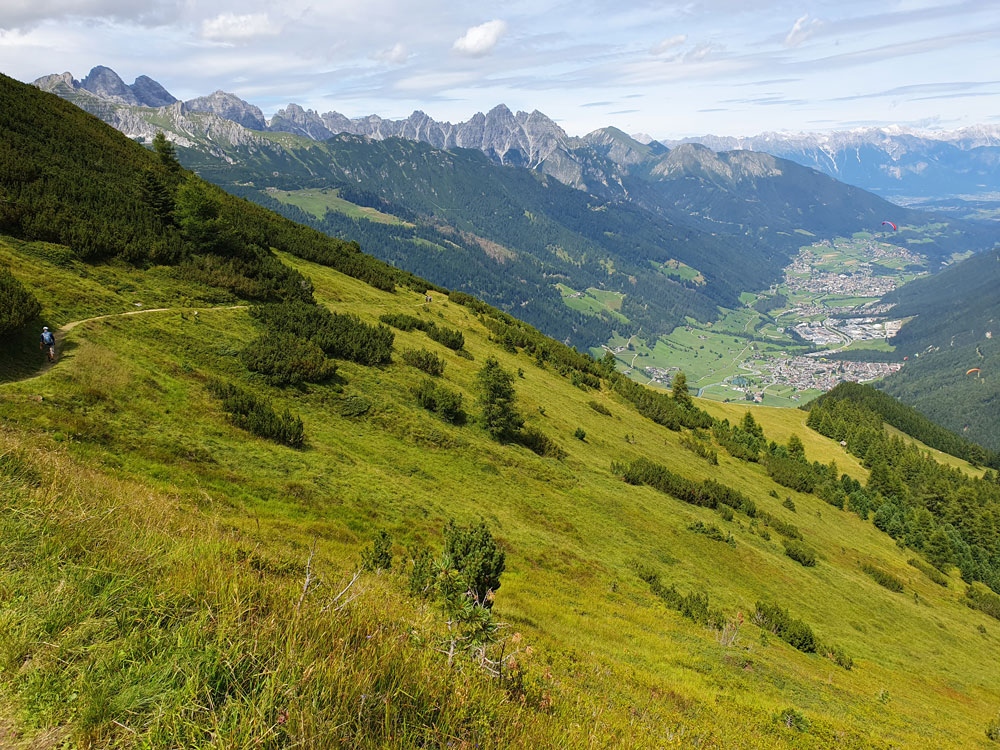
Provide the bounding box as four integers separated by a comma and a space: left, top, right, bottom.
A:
401, 348, 445, 376
783, 539, 817, 567
252, 301, 393, 366
0, 265, 42, 336
588, 400, 611, 416
207, 380, 304, 447
361, 530, 393, 571
517, 428, 567, 459
413, 379, 465, 423
241, 332, 336, 385
426, 324, 465, 351
908, 557, 948, 587
861, 563, 904, 593
753, 601, 817, 653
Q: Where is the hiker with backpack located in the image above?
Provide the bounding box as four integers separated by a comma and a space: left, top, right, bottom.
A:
39, 326, 55, 362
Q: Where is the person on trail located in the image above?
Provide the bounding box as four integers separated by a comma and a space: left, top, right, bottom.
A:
39, 326, 56, 362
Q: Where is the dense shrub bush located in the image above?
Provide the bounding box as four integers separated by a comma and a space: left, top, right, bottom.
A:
252, 301, 393, 366
681, 434, 719, 464
517, 428, 567, 459
783, 539, 817, 567
401, 348, 445, 376
379, 312, 428, 332
413, 379, 465, 423
861, 563, 904, 593
444, 520, 506, 607
0, 265, 41, 336
966, 584, 1000, 621
207, 380, 304, 447
427, 324, 465, 351
574, 427, 586, 441
753, 601, 817, 653
588, 400, 611, 416
908, 557, 948, 587
688, 521, 734, 546
637, 566, 724, 628
782, 498, 796, 512
613, 457, 756, 517
338, 395, 372, 417
240, 332, 336, 385
759, 512, 802, 540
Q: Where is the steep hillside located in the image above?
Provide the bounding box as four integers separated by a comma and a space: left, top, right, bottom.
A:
877, 248, 1000, 451
5, 71, 1000, 749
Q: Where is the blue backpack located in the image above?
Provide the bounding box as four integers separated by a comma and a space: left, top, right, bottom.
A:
41, 331, 54, 346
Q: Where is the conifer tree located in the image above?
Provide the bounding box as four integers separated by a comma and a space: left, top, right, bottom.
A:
476, 356, 523, 441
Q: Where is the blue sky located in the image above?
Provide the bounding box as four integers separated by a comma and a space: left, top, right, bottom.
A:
1, 0, 997, 138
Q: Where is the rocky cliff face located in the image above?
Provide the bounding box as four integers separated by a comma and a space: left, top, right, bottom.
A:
34, 66, 177, 108
269, 104, 335, 140
184, 91, 266, 131
131, 75, 178, 107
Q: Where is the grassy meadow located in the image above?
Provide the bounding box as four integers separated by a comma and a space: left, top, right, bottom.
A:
2, 236, 1000, 748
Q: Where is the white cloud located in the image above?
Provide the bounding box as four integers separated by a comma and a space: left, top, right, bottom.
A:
650, 34, 686, 56
201, 13, 279, 42
784, 14, 821, 48
0, 0, 181, 29
374, 42, 409, 64
452, 20, 507, 57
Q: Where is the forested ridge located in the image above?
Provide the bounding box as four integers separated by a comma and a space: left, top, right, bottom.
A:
876, 247, 1000, 452
0, 73, 437, 307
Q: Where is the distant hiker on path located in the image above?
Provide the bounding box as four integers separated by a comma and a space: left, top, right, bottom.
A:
40, 326, 55, 362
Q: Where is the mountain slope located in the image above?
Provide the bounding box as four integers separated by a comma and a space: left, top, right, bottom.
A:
877, 247, 1000, 451
4, 70, 1000, 748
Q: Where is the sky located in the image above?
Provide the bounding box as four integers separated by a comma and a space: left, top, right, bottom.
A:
1, 0, 998, 139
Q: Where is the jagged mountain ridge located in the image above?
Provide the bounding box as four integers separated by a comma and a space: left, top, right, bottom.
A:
662, 126, 1000, 198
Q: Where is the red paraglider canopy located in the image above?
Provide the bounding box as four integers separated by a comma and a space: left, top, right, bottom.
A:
881, 221, 897, 231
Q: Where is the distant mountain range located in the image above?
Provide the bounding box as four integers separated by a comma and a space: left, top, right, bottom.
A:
27, 66, 999, 351
34, 67, 1000, 201
661, 126, 1000, 199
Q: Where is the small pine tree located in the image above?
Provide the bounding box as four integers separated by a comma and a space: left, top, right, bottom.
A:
476, 356, 523, 441
443, 521, 506, 607
787, 434, 806, 461
672, 371, 693, 408
151, 131, 181, 174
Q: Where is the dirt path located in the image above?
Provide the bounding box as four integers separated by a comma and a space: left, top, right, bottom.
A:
16, 304, 248, 383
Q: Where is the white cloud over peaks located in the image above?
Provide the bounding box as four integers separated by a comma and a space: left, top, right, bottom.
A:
374, 42, 409, 64
201, 13, 279, 42
784, 14, 821, 48
650, 34, 686, 56
452, 20, 507, 56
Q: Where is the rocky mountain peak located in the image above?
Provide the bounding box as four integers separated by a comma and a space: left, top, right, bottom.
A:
131, 75, 177, 107
80, 65, 138, 105
269, 103, 334, 140
184, 91, 266, 130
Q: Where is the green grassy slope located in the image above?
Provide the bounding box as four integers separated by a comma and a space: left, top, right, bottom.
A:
3, 236, 1000, 748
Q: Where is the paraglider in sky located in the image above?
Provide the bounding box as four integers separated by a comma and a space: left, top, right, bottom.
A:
966, 368, 982, 375
881, 221, 897, 231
